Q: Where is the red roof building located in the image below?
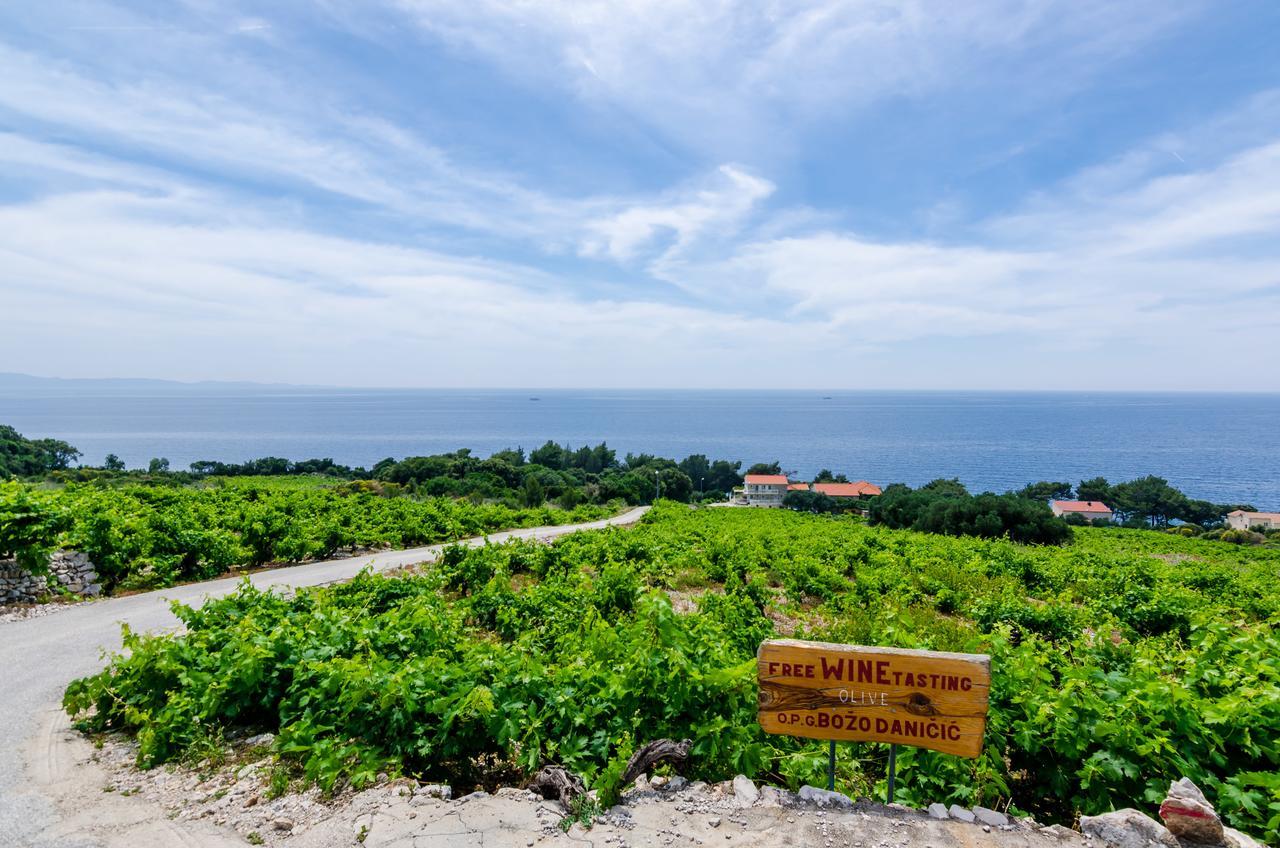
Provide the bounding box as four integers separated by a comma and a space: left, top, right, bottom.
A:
743, 474, 789, 507
744, 474, 789, 485
812, 481, 882, 498
1050, 500, 1113, 520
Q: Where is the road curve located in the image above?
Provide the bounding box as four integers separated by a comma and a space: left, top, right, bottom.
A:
0, 505, 649, 848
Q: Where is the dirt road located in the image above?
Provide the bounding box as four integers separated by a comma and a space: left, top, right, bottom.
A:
0, 507, 649, 848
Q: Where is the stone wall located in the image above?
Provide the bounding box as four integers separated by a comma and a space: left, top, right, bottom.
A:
0, 551, 102, 605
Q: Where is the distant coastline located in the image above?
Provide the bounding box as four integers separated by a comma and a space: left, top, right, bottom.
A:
2, 375, 1277, 507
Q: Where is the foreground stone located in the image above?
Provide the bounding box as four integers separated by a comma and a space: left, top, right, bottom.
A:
731, 774, 759, 807
1080, 809, 1179, 848
796, 785, 854, 809
1159, 778, 1224, 844
35, 716, 1098, 848
35, 714, 1271, 848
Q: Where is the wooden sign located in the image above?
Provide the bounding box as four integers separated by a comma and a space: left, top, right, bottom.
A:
757, 639, 991, 758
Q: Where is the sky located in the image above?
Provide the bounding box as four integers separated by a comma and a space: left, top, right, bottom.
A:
2, 1, 1279, 390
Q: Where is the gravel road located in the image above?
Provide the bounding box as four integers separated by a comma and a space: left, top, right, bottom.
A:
0, 506, 649, 848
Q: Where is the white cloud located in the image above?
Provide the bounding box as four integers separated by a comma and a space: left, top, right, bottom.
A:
579, 165, 774, 266
0, 180, 829, 387
702, 127, 1280, 360
393, 0, 1196, 156
1, 2, 1277, 390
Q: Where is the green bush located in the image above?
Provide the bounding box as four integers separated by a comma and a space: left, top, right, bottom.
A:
64, 505, 1280, 840
10, 478, 612, 591
869, 485, 1072, 545
0, 480, 67, 573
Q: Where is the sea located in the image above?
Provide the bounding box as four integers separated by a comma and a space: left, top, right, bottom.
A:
1, 383, 1277, 508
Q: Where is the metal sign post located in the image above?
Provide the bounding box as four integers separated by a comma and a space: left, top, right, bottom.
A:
886, 744, 897, 803
757, 638, 991, 805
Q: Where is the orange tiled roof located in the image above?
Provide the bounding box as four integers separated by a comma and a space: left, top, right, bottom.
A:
744, 474, 789, 485
813, 481, 881, 497
1052, 500, 1113, 513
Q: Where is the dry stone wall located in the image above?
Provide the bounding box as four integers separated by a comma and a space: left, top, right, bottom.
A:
0, 551, 101, 604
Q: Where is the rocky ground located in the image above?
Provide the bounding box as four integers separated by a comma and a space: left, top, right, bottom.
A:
0, 598, 81, 624
32, 721, 1146, 848
31, 709, 1268, 848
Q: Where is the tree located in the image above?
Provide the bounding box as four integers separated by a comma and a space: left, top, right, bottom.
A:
529, 441, 566, 469
656, 468, 694, 503
1110, 476, 1187, 527
814, 469, 849, 483
706, 460, 744, 494
1017, 481, 1073, 501
783, 490, 839, 513
1179, 499, 1226, 527
521, 475, 545, 507
920, 478, 969, 498
0, 425, 81, 478
33, 438, 81, 471
747, 461, 782, 476
1076, 477, 1112, 505
868, 483, 1071, 545
624, 452, 658, 470
490, 447, 526, 466
566, 442, 614, 473
678, 454, 711, 488
103, 454, 126, 472
148, 457, 170, 474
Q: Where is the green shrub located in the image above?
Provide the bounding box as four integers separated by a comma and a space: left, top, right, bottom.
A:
0, 480, 67, 573
63, 506, 1280, 840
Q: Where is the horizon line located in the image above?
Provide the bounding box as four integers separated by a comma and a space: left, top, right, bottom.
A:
3, 372, 1280, 395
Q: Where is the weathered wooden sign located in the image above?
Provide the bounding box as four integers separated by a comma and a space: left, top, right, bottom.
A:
757, 639, 991, 758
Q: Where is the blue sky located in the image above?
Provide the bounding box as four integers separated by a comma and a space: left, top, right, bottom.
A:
2, 1, 1279, 389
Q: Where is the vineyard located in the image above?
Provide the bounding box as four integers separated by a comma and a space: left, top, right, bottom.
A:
64, 504, 1280, 839
1, 477, 614, 591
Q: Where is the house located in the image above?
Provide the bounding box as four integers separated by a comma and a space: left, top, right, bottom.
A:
812, 481, 882, 499
744, 474, 789, 507
1225, 510, 1280, 531
787, 482, 810, 492
1050, 500, 1114, 522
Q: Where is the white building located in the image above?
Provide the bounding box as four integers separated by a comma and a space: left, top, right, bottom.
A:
744, 474, 789, 507
1050, 500, 1114, 523
1225, 510, 1280, 531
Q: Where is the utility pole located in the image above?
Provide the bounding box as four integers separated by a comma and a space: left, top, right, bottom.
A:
655, 470, 660, 502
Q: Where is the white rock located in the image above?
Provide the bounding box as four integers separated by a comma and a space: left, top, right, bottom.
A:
798, 786, 854, 810
973, 807, 1009, 827
416, 784, 451, 800
1040, 824, 1076, 840
927, 803, 949, 820
948, 805, 976, 823
732, 775, 759, 807
759, 786, 795, 808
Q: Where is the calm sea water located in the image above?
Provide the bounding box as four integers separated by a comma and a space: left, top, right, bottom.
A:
1, 387, 1277, 508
